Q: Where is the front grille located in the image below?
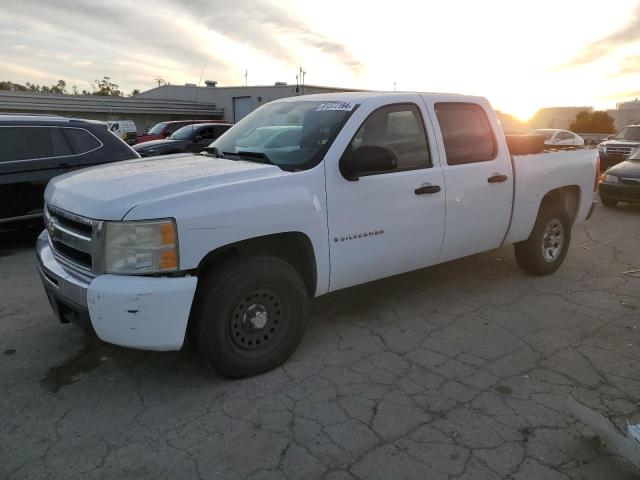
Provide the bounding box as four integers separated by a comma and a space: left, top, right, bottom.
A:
45, 204, 100, 273
604, 145, 634, 156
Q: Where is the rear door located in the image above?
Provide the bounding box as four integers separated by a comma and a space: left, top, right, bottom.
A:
0, 126, 75, 221
325, 99, 446, 291
429, 101, 513, 262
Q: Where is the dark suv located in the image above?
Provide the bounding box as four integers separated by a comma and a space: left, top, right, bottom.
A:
0, 115, 139, 231
133, 123, 233, 157
598, 124, 640, 171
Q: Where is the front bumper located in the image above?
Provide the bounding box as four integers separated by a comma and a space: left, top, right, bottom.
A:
599, 183, 640, 203
36, 231, 198, 351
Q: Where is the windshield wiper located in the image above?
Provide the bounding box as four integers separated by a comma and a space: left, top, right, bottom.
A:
221, 150, 301, 172
235, 150, 274, 165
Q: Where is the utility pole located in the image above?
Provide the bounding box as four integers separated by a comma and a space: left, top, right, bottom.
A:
245, 69, 248, 86
299, 66, 306, 95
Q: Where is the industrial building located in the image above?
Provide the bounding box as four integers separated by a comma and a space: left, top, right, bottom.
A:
135, 82, 360, 123
606, 99, 640, 129
529, 101, 640, 132
0, 89, 224, 131
0, 82, 359, 132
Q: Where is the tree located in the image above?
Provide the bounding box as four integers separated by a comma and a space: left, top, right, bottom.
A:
0, 77, 130, 97
569, 110, 615, 134
129, 89, 140, 96
92, 77, 122, 96
50, 80, 67, 94
0, 81, 28, 91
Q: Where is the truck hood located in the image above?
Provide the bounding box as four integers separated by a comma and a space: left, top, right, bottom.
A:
601, 139, 640, 147
45, 153, 283, 220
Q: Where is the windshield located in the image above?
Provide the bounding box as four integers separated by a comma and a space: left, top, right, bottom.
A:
209, 100, 357, 170
613, 126, 640, 141
148, 122, 168, 135
532, 130, 555, 141
169, 125, 197, 140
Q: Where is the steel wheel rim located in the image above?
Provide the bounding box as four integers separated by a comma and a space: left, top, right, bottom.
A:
541, 218, 564, 262
228, 288, 286, 357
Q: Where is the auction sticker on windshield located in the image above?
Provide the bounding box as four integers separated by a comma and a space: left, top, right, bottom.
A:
316, 102, 356, 112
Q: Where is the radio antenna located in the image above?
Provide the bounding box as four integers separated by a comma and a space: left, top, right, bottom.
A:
193, 69, 204, 118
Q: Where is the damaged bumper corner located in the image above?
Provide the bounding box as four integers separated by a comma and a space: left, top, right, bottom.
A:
37, 230, 198, 351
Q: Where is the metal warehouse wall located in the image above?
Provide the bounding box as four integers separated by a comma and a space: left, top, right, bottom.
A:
0, 90, 224, 133
136, 84, 360, 123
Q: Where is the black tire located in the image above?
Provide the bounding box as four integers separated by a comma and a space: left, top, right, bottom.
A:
191, 255, 309, 378
600, 196, 617, 208
514, 203, 571, 276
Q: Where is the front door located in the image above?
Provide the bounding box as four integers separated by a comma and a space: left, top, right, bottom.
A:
325, 100, 446, 291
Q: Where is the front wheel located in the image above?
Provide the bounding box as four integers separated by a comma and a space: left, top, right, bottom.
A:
514, 204, 571, 276
191, 255, 309, 379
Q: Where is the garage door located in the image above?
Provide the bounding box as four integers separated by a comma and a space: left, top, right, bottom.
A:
233, 97, 252, 122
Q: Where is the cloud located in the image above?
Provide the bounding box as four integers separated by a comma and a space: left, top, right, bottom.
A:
612, 56, 640, 76
163, 0, 363, 74
11, 44, 27, 50
563, 3, 640, 67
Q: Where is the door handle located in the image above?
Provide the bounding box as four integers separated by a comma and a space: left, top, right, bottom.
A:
487, 174, 508, 183
415, 185, 441, 195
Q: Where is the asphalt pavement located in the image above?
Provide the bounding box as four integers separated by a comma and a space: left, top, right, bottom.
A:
1, 203, 639, 480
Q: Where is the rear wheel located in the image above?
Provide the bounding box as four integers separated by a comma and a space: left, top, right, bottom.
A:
600, 196, 617, 208
191, 255, 309, 378
514, 203, 571, 276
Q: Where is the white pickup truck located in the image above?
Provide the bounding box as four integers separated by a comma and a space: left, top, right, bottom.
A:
37, 92, 599, 378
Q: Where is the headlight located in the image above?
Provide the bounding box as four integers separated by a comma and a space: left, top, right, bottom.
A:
103, 219, 178, 274
598, 145, 605, 152
601, 173, 619, 183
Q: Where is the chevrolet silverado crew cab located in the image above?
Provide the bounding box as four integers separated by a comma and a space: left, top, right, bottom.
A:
37, 92, 599, 378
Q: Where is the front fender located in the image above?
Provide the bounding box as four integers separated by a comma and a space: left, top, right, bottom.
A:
124, 167, 330, 295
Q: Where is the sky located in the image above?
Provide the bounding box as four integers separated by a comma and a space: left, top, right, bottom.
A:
2, 0, 640, 120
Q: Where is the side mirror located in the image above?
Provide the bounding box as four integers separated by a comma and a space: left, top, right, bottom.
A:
340, 145, 398, 181
607, 135, 613, 140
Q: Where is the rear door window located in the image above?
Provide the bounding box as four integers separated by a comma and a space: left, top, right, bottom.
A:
213, 125, 231, 137
434, 103, 497, 165
63, 128, 101, 155
0, 127, 54, 162
51, 128, 74, 156
199, 127, 216, 140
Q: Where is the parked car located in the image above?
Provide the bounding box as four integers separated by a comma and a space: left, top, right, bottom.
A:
531, 128, 584, 146
0, 115, 139, 232
598, 124, 640, 171
134, 120, 222, 144
599, 149, 640, 207
133, 123, 233, 157
107, 120, 137, 145
37, 92, 598, 378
